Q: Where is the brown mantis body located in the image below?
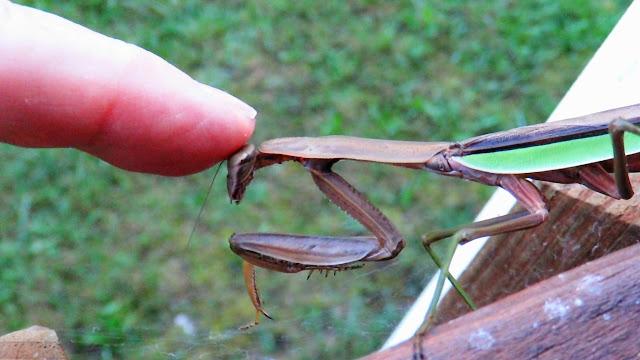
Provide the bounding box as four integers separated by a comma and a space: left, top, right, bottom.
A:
226, 104, 640, 336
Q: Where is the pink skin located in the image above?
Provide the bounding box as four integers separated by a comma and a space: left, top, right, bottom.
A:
0, 1, 256, 176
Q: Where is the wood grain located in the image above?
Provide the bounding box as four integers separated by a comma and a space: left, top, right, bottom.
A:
361, 241, 640, 360
0, 326, 68, 360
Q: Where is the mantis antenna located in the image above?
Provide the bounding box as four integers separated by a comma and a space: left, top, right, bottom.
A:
186, 161, 224, 249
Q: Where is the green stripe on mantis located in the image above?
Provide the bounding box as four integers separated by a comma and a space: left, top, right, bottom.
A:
453, 132, 640, 174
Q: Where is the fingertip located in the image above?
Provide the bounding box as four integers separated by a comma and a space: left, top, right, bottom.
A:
83, 65, 259, 176
0, 1, 257, 176
199, 84, 257, 122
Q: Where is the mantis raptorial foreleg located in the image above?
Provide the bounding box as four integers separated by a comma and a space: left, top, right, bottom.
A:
304, 158, 406, 259
240, 261, 272, 329
229, 156, 409, 327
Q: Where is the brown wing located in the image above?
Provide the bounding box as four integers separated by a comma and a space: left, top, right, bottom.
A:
461, 103, 640, 155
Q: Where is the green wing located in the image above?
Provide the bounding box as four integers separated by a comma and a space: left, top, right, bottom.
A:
453, 132, 640, 174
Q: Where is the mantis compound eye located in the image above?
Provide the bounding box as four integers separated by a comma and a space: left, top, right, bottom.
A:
227, 144, 258, 203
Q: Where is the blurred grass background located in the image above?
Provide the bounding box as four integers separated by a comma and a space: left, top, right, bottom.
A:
1, 1, 630, 359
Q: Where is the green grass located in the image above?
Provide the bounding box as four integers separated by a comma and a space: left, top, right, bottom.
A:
2, 1, 630, 359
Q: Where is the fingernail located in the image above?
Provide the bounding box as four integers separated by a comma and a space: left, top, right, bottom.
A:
201, 84, 257, 120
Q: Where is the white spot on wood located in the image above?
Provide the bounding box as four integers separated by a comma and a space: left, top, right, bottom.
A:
574, 298, 584, 306
544, 298, 570, 320
603, 313, 612, 321
468, 328, 495, 350
576, 275, 604, 295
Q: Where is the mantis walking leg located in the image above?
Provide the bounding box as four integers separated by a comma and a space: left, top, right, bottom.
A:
413, 175, 549, 356
610, 118, 640, 199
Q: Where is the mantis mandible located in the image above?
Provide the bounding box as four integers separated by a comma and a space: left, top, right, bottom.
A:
226, 103, 640, 334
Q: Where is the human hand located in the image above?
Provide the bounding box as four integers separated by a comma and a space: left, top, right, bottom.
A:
0, 1, 256, 176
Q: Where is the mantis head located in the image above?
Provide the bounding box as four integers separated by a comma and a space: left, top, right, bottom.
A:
227, 144, 259, 204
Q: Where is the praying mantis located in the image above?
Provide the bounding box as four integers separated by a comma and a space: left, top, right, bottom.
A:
225, 103, 640, 337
